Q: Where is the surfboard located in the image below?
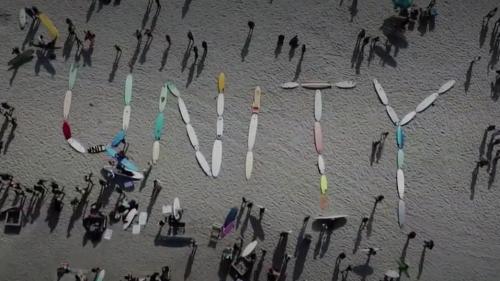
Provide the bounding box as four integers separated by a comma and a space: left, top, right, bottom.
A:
19, 8, 27, 30
62, 121, 72, 140
88, 144, 106, 153
301, 81, 332, 89
397, 149, 404, 169
318, 154, 325, 174
252, 86, 262, 114
320, 175, 328, 194
124, 74, 133, 105
68, 63, 78, 90
159, 85, 168, 112
105, 146, 118, 158
373, 79, 388, 105
396, 126, 404, 149
216, 116, 224, 137
212, 139, 222, 177
218, 72, 225, 93
315, 90, 322, 122
416, 92, 438, 113
221, 207, 238, 237
123, 208, 137, 230
334, 81, 356, 89
167, 82, 180, 97
186, 124, 199, 150
314, 122, 323, 154
217, 93, 224, 116
247, 114, 258, 151
63, 90, 72, 120
385, 105, 399, 125
400, 111, 416, 126
173, 198, 181, 220
138, 212, 148, 225
38, 13, 59, 39
120, 158, 139, 172
195, 151, 212, 176
67, 138, 86, 153
313, 214, 348, 221
111, 129, 126, 147
437, 80, 455, 95
398, 199, 405, 227
152, 140, 160, 164
397, 169, 404, 199
122, 105, 131, 131
95, 269, 105, 281
385, 270, 400, 279
154, 113, 165, 141
281, 82, 299, 89
245, 151, 253, 180
8, 49, 34, 66
178, 97, 190, 124
241, 240, 258, 258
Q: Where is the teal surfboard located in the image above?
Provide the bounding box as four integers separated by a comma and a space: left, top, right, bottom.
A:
68, 63, 78, 90
397, 149, 404, 169
396, 126, 404, 149
111, 129, 126, 147
166, 81, 180, 97
121, 158, 138, 172
159, 85, 168, 112
154, 113, 165, 140
105, 146, 118, 158
125, 74, 133, 105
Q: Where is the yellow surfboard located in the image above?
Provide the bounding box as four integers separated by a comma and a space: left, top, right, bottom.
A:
320, 175, 328, 194
38, 13, 59, 40
218, 73, 225, 93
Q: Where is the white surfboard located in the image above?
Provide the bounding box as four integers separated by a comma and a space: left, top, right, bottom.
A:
315, 90, 322, 122
178, 97, 190, 124
152, 140, 160, 164
313, 214, 348, 221
397, 169, 404, 199
334, 81, 356, 89
217, 93, 224, 116
400, 111, 416, 126
301, 81, 332, 89
385, 270, 400, 279
167, 82, 180, 97
67, 138, 86, 153
373, 79, 388, 105
248, 114, 258, 151
318, 154, 325, 174
241, 240, 258, 258
122, 105, 131, 131
385, 105, 399, 125
398, 199, 405, 227
186, 124, 199, 150
159, 85, 168, 112
19, 8, 27, 30
216, 116, 224, 137
281, 82, 299, 89
95, 269, 106, 281
63, 90, 72, 120
195, 150, 212, 176
123, 208, 138, 230
138, 212, 148, 225
416, 92, 438, 113
173, 198, 181, 220
437, 80, 455, 95
245, 151, 254, 180
212, 139, 222, 177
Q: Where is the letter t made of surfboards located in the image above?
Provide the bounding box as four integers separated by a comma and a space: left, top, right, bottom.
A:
246, 86, 262, 180
372, 78, 455, 227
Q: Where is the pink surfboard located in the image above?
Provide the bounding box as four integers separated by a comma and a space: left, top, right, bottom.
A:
62, 121, 72, 140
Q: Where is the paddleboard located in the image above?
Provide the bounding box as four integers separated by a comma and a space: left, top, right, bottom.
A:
63, 90, 72, 120
245, 151, 253, 180
398, 199, 405, 227
38, 13, 59, 39
252, 86, 262, 114
385, 105, 399, 125
217, 93, 224, 116
437, 80, 455, 95
8, 49, 34, 66
216, 116, 224, 137
218, 72, 225, 93
247, 114, 258, 151
416, 92, 438, 113
122, 105, 131, 131
178, 97, 190, 124
95, 269, 106, 281
152, 140, 160, 164
153, 113, 165, 141
88, 144, 106, 153
301, 81, 332, 89
111, 129, 126, 147
320, 175, 328, 194
313, 214, 347, 221
186, 124, 199, 150
62, 121, 72, 140
314, 122, 323, 154
212, 139, 223, 177
167, 82, 180, 97
400, 111, 416, 126
373, 79, 388, 105
318, 154, 325, 174
281, 82, 299, 89
123, 208, 137, 230
315, 90, 322, 122
68, 63, 78, 90
124, 74, 133, 105
173, 198, 181, 220
397, 169, 404, 199
68, 138, 86, 153
19, 8, 27, 30
241, 240, 258, 258
159, 85, 168, 112
334, 81, 356, 89
396, 126, 404, 149
195, 151, 212, 176
397, 149, 404, 169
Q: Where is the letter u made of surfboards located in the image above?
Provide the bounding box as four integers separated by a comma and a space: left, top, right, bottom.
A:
38, 13, 59, 40
124, 74, 133, 106
63, 90, 72, 120
68, 63, 78, 90
373, 79, 388, 105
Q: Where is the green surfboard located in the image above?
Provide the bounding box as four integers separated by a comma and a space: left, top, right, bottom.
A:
153, 113, 165, 140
